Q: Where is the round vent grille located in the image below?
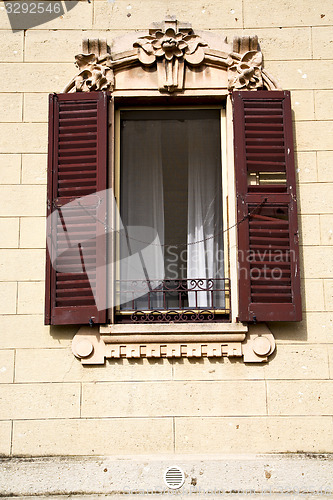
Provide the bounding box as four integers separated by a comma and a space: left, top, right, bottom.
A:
164, 466, 185, 490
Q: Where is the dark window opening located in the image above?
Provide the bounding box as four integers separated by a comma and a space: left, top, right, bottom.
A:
116, 109, 230, 322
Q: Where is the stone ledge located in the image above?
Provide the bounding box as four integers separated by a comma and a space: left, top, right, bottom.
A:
1, 454, 332, 497
72, 324, 275, 363
100, 322, 248, 334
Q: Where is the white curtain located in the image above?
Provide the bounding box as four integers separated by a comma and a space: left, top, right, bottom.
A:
120, 120, 164, 309
187, 119, 225, 308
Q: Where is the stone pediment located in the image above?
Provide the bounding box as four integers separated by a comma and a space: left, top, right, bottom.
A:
63, 17, 280, 94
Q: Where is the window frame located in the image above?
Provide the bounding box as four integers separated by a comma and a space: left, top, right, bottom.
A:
48, 27, 301, 362
112, 103, 232, 323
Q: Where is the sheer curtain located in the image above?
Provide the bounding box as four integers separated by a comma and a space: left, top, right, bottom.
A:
120, 120, 164, 309
187, 119, 225, 308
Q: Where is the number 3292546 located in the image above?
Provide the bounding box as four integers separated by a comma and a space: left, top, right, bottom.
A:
5, 2, 62, 14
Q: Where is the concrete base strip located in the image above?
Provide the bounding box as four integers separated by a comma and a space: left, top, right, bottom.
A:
0, 454, 332, 498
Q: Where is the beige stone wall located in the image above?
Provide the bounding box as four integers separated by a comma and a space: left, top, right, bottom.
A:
0, 0, 332, 457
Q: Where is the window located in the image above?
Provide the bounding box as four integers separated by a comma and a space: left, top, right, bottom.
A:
115, 108, 230, 322
45, 90, 301, 327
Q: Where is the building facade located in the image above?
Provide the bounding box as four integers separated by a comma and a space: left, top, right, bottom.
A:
0, 0, 332, 493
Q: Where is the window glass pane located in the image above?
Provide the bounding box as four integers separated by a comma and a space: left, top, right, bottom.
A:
119, 109, 224, 312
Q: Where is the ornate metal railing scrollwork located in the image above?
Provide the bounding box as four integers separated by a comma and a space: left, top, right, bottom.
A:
116, 278, 231, 323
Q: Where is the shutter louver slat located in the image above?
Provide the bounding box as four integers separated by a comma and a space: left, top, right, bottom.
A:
233, 90, 302, 322
45, 92, 108, 326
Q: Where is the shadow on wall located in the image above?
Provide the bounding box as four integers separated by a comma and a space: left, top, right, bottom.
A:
266, 114, 308, 343
50, 325, 80, 343
5, 1, 81, 32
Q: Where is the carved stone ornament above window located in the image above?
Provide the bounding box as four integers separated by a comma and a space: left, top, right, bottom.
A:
64, 38, 115, 93
226, 37, 264, 90
133, 25, 207, 91
63, 17, 280, 94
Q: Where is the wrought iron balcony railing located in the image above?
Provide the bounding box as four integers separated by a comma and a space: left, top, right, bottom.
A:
115, 278, 231, 322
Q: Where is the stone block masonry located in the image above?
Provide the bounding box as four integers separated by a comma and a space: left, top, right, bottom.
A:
0, 0, 332, 466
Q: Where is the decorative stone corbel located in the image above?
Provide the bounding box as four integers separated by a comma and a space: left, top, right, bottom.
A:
72, 326, 106, 364
227, 35, 263, 91
242, 323, 276, 362
63, 38, 115, 93
133, 18, 207, 92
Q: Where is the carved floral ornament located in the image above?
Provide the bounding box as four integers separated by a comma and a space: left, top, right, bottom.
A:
71, 53, 114, 92
63, 19, 280, 94
227, 50, 263, 90
133, 27, 207, 64
133, 27, 207, 91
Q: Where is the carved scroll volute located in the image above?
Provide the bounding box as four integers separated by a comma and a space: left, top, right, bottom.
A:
133, 24, 207, 92
63, 38, 114, 93
227, 35, 264, 91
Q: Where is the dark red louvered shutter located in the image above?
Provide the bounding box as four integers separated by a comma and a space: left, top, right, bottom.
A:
233, 90, 301, 322
45, 92, 108, 325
